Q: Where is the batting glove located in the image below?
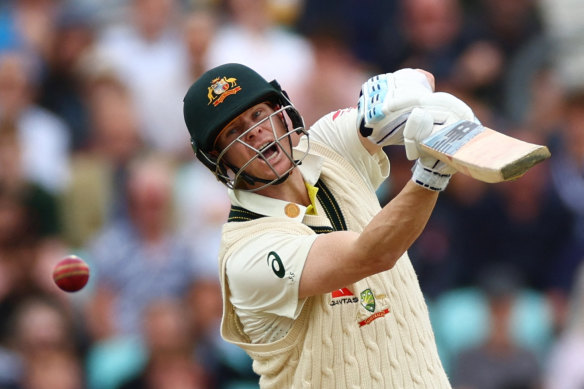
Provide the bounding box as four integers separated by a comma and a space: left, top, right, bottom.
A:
357, 69, 433, 147
404, 108, 456, 191
404, 93, 479, 191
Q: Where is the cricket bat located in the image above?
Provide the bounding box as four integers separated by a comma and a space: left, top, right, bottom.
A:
420, 120, 551, 183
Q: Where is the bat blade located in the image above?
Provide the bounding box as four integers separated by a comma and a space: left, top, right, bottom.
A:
420, 120, 551, 183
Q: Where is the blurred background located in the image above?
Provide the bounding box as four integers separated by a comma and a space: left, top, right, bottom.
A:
0, 0, 583, 388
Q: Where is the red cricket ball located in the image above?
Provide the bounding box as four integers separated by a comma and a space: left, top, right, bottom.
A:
52, 255, 90, 292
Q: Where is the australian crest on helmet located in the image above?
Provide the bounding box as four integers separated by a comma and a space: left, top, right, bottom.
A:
208, 76, 241, 106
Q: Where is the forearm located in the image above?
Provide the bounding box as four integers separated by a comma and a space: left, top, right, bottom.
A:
299, 181, 438, 298
356, 180, 439, 270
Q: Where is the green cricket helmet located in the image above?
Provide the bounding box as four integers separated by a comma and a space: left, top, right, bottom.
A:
183, 63, 308, 190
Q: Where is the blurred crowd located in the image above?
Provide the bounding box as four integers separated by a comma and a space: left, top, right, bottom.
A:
0, 0, 583, 388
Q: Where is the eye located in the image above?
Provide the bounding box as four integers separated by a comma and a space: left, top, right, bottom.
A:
222, 126, 241, 142
252, 109, 263, 119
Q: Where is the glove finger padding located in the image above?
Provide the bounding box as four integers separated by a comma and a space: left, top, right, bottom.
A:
403, 108, 456, 174
357, 69, 433, 147
404, 93, 479, 161
404, 107, 434, 160
419, 92, 477, 125
393, 68, 433, 90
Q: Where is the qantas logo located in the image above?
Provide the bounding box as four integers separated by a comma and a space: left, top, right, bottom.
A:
330, 287, 358, 306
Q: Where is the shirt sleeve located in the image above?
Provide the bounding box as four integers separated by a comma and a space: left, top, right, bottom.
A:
226, 232, 318, 319
309, 107, 390, 191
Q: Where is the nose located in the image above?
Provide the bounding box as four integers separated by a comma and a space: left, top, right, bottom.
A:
243, 121, 267, 143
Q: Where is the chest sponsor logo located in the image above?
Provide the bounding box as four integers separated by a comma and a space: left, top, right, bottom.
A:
329, 287, 358, 306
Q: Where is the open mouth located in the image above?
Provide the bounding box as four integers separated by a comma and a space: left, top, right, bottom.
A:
259, 142, 279, 161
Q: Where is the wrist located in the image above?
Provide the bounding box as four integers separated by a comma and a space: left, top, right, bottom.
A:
411, 160, 451, 191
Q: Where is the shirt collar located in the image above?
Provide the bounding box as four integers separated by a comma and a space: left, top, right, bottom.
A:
227, 146, 323, 221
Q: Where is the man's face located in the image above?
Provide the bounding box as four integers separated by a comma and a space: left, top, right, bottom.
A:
214, 102, 294, 188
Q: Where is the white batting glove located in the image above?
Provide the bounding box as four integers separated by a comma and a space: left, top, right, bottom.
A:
405, 108, 457, 191
404, 93, 479, 191
357, 69, 433, 147
404, 92, 478, 161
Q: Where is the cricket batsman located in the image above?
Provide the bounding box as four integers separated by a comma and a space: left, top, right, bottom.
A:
183, 63, 475, 387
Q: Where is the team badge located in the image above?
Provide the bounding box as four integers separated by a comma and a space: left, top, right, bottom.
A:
207, 76, 241, 106
360, 288, 376, 312
357, 288, 390, 327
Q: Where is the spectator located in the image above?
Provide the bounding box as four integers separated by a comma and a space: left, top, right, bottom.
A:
38, 3, 98, 151
547, 91, 584, 294
451, 265, 542, 389
538, 0, 584, 92
0, 0, 61, 61
374, 0, 470, 80
173, 160, 230, 280
295, 0, 397, 71
0, 118, 62, 241
544, 262, 584, 389
0, 182, 70, 368
0, 50, 71, 195
117, 298, 211, 389
407, 171, 499, 298
84, 152, 200, 340
94, 0, 191, 155
83, 153, 202, 388
181, 7, 218, 81
2, 295, 85, 389
205, 0, 315, 103
21, 347, 85, 389
186, 278, 259, 388
293, 28, 372, 128
450, 0, 543, 113
60, 72, 144, 249
489, 129, 574, 291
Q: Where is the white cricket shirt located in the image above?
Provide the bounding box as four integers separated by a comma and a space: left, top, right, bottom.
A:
225, 107, 390, 343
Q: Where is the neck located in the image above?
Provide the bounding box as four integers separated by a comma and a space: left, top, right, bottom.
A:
255, 168, 310, 206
